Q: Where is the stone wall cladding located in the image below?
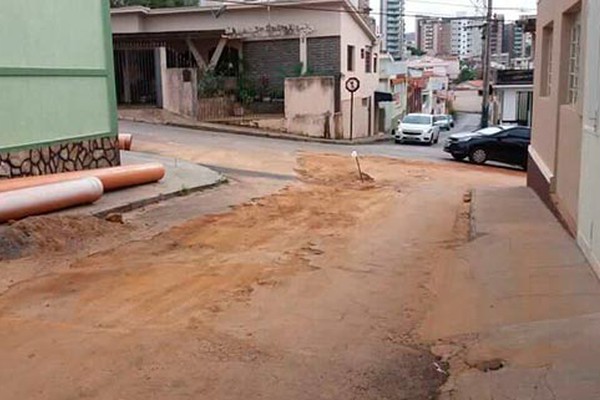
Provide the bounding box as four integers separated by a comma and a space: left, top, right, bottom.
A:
244, 39, 300, 95
0, 136, 120, 179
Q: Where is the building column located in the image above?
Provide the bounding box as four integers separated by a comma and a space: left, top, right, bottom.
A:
158, 47, 168, 110
154, 48, 164, 108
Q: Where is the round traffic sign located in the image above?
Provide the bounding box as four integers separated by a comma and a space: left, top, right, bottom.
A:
345, 77, 360, 93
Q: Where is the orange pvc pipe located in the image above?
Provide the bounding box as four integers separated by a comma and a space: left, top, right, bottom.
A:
119, 134, 133, 151
0, 177, 104, 223
0, 163, 165, 194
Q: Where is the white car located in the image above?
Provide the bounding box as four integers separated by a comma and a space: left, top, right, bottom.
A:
394, 114, 441, 145
434, 114, 454, 131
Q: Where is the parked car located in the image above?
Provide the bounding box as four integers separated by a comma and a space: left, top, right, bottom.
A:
395, 114, 441, 145
443, 126, 531, 169
434, 114, 454, 130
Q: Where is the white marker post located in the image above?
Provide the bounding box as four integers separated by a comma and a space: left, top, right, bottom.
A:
351, 150, 363, 182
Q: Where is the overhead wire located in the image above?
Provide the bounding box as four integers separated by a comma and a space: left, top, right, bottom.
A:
206, 0, 534, 19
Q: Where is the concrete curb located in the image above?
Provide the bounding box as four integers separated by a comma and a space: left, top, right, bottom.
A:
93, 175, 228, 218
120, 117, 393, 145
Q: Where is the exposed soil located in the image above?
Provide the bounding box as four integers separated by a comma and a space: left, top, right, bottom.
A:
0, 152, 523, 399
0, 216, 129, 261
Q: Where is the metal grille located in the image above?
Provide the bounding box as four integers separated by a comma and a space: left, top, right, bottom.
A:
114, 49, 157, 105
166, 48, 196, 69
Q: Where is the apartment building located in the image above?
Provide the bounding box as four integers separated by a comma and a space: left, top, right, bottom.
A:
416, 19, 436, 54
528, 0, 600, 274
416, 18, 452, 56
489, 14, 505, 56
503, 22, 525, 58
451, 18, 469, 59
380, 0, 405, 59
418, 16, 483, 60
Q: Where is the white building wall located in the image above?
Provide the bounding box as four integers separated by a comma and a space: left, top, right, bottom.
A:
466, 24, 483, 59
451, 18, 469, 59
340, 12, 379, 138
578, 0, 600, 275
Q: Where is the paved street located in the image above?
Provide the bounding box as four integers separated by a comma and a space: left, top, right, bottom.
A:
120, 112, 482, 177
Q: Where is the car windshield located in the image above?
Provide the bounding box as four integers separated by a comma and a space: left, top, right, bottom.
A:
475, 127, 503, 135
403, 115, 431, 125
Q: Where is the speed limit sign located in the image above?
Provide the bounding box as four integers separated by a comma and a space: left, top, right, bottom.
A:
345, 77, 361, 141
345, 77, 360, 93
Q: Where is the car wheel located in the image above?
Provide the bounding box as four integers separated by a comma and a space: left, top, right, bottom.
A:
452, 154, 466, 161
469, 148, 488, 165
395, 139, 403, 144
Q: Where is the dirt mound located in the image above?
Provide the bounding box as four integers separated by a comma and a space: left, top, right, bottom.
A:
0, 215, 127, 261
295, 153, 377, 187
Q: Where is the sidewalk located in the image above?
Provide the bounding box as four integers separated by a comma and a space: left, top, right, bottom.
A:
119, 108, 391, 145
67, 151, 225, 217
424, 186, 600, 399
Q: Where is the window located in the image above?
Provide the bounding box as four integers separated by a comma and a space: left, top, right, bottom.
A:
365, 48, 372, 73
541, 23, 553, 97
567, 13, 582, 105
373, 53, 378, 73
347, 45, 355, 72
402, 115, 432, 125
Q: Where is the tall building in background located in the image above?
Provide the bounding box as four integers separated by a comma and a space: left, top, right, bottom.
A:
451, 13, 470, 59
416, 18, 452, 56
416, 15, 484, 60
466, 22, 483, 60
380, 0, 405, 59
489, 14, 505, 56
503, 22, 525, 58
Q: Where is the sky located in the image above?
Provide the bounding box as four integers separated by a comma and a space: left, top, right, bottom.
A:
371, 0, 538, 32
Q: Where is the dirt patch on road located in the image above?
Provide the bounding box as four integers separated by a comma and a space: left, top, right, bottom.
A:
0, 153, 523, 400
0, 216, 129, 261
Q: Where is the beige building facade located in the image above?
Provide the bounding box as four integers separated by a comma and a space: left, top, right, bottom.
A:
528, 0, 586, 233
529, 0, 600, 275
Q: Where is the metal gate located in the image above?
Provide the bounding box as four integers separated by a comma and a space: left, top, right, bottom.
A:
114, 49, 158, 106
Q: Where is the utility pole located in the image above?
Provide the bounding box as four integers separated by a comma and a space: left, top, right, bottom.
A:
480, 0, 493, 128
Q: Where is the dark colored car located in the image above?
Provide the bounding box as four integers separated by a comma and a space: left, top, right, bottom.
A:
443, 126, 531, 169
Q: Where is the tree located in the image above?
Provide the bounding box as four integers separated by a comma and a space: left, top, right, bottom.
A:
456, 67, 477, 84
110, 0, 198, 8
407, 46, 426, 56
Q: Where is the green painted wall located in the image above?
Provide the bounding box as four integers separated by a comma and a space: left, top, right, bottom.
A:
0, 0, 117, 152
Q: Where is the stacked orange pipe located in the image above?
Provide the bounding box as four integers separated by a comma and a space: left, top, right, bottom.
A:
0, 163, 166, 193
118, 134, 133, 151
0, 177, 104, 223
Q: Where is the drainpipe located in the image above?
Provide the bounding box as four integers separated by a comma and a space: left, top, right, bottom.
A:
299, 35, 308, 75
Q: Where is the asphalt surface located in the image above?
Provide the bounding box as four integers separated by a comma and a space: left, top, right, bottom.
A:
120, 112, 481, 168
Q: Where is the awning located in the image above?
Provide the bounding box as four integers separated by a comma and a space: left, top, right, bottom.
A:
374, 91, 393, 103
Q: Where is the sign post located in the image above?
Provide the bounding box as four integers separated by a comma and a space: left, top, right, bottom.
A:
345, 77, 360, 141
